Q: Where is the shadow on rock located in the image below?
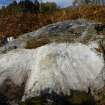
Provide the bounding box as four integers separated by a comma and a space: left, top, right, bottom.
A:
20, 89, 96, 105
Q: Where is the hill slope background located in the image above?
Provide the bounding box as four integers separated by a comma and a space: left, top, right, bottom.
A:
0, 2, 105, 38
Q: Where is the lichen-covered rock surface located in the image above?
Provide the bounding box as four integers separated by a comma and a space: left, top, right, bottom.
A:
0, 43, 104, 105
0, 19, 105, 105
0, 19, 102, 52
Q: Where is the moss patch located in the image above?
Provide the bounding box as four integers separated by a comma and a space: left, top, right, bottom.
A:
19, 90, 95, 105
25, 34, 79, 49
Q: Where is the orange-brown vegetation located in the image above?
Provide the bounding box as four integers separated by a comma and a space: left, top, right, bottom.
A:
0, 5, 105, 38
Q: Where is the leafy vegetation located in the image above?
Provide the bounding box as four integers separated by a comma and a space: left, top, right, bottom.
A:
0, 1, 105, 38
0, 0, 59, 15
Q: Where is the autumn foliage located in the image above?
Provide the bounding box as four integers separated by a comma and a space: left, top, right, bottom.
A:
0, 5, 105, 38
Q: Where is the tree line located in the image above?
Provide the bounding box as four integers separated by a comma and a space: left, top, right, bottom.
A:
0, 0, 59, 15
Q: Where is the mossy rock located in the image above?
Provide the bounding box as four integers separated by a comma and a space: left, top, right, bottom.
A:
19, 90, 96, 105
68, 90, 95, 105
20, 96, 45, 105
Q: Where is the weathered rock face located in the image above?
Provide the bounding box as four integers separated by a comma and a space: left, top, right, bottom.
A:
0, 43, 104, 104
3, 19, 97, 49
0, 19, 105, 105
0, 19, 103, 53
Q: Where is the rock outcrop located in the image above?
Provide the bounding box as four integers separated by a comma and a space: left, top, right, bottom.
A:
0, 19, 105, 105
0, 19, 97, 50
0, 43, 104, 104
